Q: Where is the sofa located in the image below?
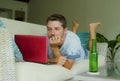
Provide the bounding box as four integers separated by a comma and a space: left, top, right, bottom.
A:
0, 17, 108, 81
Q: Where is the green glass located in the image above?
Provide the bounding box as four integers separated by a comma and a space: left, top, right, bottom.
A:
89, 39, 98, 72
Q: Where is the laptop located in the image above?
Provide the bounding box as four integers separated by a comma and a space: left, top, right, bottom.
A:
15, 34, 48, 64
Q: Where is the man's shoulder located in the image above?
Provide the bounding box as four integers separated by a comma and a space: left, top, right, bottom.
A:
67, 30, 75, 34
66, 30, 79, 39
64, 31, 81, 45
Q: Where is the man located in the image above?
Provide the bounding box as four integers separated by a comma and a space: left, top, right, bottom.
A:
47, 14, 100, 69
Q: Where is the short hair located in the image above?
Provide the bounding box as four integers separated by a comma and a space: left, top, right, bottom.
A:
46, 14, 67, 28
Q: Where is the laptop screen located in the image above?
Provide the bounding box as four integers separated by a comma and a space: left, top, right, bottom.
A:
15, 34, 48, 64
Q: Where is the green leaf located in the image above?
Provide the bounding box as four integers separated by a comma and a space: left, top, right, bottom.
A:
116, 33, 120, 42
96, 32, 119, 63
96, 33, 108, 42
108, 40, 118, 48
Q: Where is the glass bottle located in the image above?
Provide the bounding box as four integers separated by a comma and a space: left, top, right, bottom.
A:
89, 39, 98, 72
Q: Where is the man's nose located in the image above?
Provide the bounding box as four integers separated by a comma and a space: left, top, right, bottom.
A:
51, 29, 55, 35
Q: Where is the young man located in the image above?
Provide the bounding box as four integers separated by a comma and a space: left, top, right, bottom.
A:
47, 14, 100, 69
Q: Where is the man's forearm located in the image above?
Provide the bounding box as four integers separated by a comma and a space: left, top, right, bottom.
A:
63, 60, 75, 69
48, 58, 74, 69
48, 46, 62, 64
50, 46, 75, 69
51, 46, 62, 57
48, 58, 58, 63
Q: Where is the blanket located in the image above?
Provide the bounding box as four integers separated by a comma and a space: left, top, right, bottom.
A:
0, 28, 16, 81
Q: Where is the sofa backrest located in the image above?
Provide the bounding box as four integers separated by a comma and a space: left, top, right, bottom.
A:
0, 17, 47, 36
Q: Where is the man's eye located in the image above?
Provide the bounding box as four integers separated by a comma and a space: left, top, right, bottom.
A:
55, 28, 60, 30
47, 28, 51, 31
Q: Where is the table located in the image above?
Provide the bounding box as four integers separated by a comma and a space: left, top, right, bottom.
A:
73, 62, 120, 81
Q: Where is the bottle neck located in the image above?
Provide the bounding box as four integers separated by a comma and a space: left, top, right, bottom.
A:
91, 39, 97, 52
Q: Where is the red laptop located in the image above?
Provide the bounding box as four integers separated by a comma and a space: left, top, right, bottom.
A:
15, 34, 48, 64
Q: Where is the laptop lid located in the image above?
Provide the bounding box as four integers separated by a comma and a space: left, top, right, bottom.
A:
15, 34, 48, 64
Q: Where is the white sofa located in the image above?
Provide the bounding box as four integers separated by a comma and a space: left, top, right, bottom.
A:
0, 17, 108, 81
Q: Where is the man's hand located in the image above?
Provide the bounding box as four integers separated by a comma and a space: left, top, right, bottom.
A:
50, 36, 63, 47
57, 56, 67, 66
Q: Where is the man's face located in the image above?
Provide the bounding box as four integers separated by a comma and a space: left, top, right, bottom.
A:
47, 21, 67, 39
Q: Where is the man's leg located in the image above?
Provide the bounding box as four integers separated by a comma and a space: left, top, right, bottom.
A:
88, 22, 101, 50
72, 21, 101, 50
72, 20, 79, 33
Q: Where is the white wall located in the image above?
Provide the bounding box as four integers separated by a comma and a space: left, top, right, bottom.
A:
86, 0, 120, 40
28, 0, 87, 31
28, 0, 120, 40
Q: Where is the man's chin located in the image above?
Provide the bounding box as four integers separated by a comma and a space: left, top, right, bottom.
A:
48, 36, 53, 38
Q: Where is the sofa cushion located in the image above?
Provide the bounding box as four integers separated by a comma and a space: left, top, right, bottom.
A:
76, 32, 89, 49
16, 62, 73, 81
0, 20, 6, 28
0, 20, 23, 61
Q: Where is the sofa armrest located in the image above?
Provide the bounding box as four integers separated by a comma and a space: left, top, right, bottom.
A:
16, 62, 73, 81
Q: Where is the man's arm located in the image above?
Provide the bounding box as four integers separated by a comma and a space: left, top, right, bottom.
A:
50, 46, 75, 69
63, 59, 75, 69
49, 36, 75, 69
48, 47, 61, 63
48, 58, 58, 63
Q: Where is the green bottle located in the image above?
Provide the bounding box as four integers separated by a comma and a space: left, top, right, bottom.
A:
89, 39, 98, 72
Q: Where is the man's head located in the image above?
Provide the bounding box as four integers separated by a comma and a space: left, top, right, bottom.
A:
46, 14, 68, 39
47, 14, 67, 28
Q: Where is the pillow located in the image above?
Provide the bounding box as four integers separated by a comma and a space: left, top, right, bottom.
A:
76, 32, 90, 49
16, 62, 73, 81
0, 28, 16, 81
0, 20, 5, 28
12, 38, 24, 61
0, 19, 23, 61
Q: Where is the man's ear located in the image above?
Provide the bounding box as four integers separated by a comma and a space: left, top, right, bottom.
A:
63, 27, 68, 35
64, 27, 68, 32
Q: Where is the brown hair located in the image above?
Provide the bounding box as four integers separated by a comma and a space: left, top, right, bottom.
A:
46, 14, 67, 28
